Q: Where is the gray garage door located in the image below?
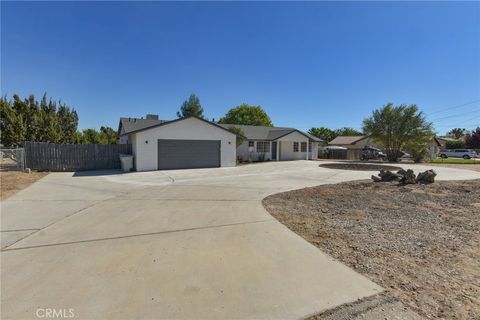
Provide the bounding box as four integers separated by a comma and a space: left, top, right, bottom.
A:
158, 139, 220, 170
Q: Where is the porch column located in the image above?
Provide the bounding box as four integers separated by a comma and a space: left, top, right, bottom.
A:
276, 141, 280, 161
306, 141, 309, 160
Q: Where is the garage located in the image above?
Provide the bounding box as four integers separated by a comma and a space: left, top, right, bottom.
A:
119, 116, 237, 171
158, 139, 220, 170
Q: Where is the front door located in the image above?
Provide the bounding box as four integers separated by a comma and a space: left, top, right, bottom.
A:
272, 142, 277, 160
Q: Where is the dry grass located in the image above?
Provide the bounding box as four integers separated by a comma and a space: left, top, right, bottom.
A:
0, 171, 48, 200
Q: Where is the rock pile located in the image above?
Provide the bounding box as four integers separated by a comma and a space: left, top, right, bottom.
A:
371, 168, 437, 184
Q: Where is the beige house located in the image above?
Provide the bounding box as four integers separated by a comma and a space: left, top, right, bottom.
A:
328, 136, 373, 149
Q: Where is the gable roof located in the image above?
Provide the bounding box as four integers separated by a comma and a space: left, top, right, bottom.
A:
329, 135, 367, 145
119, 117, 168, 135
218, 124, 324, 142
119, 116, 242, 137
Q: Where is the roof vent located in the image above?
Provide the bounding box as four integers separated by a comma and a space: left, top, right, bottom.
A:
146, 114, 159, 120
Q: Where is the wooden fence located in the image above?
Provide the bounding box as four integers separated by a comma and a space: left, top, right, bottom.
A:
24, 142, 132, 171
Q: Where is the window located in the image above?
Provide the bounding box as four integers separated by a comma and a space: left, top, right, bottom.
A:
301, 142, 307, 152
308, 143, 312, 152
248, 141, 254, 147
293, 142, 299, 152
256, 141, 270, 153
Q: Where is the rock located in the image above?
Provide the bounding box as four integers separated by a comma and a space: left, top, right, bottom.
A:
400, 169, 417, 184
371, 175, 382, 182
417, 169, 437, 184
379, 169, 402, 182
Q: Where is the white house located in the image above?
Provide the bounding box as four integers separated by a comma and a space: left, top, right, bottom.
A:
118, 115, 325, 171
219, 124, 325, 162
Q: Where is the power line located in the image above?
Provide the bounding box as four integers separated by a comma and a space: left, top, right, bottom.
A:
426, 100, 480, 116
430, 109, 480, 122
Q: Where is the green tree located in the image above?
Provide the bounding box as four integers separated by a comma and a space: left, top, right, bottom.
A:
57, 104, 79, 143
218, 104, 273, 126
363, 103, 434, 162
225, 126, 245, 147
308, 127, 336, 142
334, 127, 363, 137
447, 128, 466, 139
99, 126, 119, 144
445, 140, 466, 149
177, 94, 204, 118
0, 97, 26, 147
79, 129, 101, 144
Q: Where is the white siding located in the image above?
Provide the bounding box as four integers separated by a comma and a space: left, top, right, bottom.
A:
236, 141, 273, 162
310, 142, 319, 160
278, 131, 309, 160
132, 117, 236, 171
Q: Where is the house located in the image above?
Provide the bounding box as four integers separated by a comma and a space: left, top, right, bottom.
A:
328, 136, 373, 149
118, 115, 325, 171
119, 115, 238, 171
219, 124, 325, 162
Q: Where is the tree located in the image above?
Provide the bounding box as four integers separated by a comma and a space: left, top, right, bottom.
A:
225, 126, 245, 147
218, 104, 273, 126
99, 126, 119, 144
57, 104, 79, 143
177, 94, 204, 118
0, 97, 26, 147
465, 127, 480, 149
308, 127, 336, 142
445, 140, 466, 149
363, 103, 434, 162
447, 128, 466, 139
334, 127, 363, 137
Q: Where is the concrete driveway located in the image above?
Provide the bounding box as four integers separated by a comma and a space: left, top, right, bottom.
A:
2, 161, 479, 319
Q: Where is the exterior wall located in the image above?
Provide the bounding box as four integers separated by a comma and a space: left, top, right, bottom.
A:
133, 117, 237, 171
119, 128, 129, 144
278, 131, 309, 160
310, 142, 319, 160
236, 140, 273, 162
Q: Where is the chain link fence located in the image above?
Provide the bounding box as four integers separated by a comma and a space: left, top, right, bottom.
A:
0, 148, 25, 171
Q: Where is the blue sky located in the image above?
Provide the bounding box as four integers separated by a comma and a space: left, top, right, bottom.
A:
2, 1, 479, 135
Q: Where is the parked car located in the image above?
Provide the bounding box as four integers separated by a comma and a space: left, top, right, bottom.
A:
438, 149, 478, 159
360, 146, 386, 161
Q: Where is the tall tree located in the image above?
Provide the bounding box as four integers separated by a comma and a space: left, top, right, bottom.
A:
57, 104, 79, 143
465, 127, 480, 149
334, 127, 363, 136
218, 104, 273, 126
99, 126, 119, 144
0, 98, 26, 147
447, 128, 466, 139
177, 94, 204, 118
308, 127, 336, 142
363, 103, 434, 162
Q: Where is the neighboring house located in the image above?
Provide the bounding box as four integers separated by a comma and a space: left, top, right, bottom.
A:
219, 124, 325, 162
328, 136, 372, 149
119, 115, 238, 171
428, 137, 442, 159
118, 115, 325, 171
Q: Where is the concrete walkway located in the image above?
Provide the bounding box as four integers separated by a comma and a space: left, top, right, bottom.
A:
2, 161, 479, 319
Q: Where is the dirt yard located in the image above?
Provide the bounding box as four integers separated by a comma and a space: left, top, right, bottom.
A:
263, 179, 480, 319
0, 171, 48, 200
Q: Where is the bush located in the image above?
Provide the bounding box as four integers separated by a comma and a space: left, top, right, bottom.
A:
445, 140, 466, 149
258, 153, 265, 162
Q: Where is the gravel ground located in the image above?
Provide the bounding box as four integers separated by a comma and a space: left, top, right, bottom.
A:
263, 179, 480, 319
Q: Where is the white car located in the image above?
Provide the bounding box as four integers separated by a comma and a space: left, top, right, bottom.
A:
438, 149, 478, 159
